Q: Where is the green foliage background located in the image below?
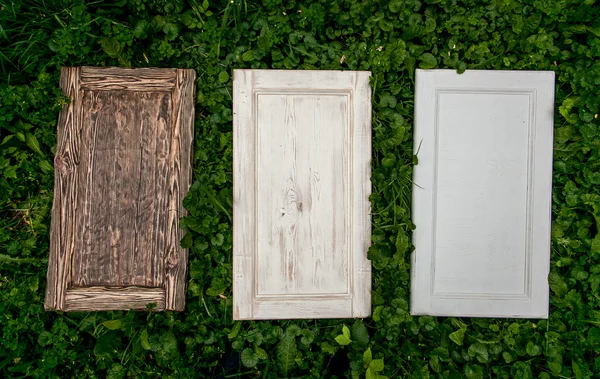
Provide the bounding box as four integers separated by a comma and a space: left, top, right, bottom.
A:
1, 0, 600, 377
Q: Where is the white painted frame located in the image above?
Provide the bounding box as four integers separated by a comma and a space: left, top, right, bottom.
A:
233, 70, 372, 320
411, 69, 555, 318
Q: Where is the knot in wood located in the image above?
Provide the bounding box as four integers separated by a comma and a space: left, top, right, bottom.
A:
166, 251, 179, 268
53, 154, 70, 175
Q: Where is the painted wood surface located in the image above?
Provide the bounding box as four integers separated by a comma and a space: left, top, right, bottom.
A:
411, 69, 555, 318
45, 66, 195, 312
233, 69, 372, 320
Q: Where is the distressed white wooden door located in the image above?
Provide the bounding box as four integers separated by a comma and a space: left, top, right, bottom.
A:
233, 70, 372, 320
411, 69, 555, 318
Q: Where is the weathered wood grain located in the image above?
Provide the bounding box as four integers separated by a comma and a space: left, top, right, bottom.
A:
256, 94, 349, 296
233, 70, 372, 320
351, 72, 373, 317
411, 69, 555, 318
71, 90, 171, 287
45, 67, 195, 312
164, 69, 195, 311
65, 287, 165, 311
80, 67, 176, 91
45, 67, 83, 311
232, 70, 255, 320
252, 299, 351, 319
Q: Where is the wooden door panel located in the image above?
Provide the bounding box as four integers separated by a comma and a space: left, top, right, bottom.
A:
45, 67, 195, 312
411, 69, 555, 318
233, 70, 372, 320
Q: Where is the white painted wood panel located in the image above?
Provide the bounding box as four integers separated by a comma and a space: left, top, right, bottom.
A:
233, 70, 372, 320
411, 69, 555, 318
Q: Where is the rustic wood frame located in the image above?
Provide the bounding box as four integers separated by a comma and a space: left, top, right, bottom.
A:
233, 70, 372, 320
45, 67, 195, 312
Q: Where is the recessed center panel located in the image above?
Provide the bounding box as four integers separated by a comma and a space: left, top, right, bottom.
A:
255, 93, 350, 296
433, 92, 531, 296
72, 90, 172, 288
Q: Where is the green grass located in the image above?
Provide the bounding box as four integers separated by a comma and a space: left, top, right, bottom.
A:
1, 0, 600, 377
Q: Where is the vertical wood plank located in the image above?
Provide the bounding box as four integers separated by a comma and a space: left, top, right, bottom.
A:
233, 69, 255, 320
71, 89, 95, 288
90, 91, 121, 284
45, 67, 83, 311
151, 93, 172, 289
113, 91, 137, 284
352, 72, 373, 317
164, 69, 195, 311
138, 92, 171, 287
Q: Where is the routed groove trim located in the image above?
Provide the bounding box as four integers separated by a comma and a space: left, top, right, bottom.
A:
65, 287, 166, 311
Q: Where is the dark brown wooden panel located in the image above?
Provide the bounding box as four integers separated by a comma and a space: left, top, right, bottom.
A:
45, 67, 195, 312
70, 90, 171, 287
